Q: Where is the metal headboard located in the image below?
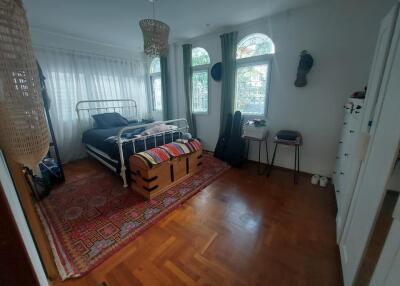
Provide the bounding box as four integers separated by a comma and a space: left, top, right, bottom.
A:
76, 99, 138, 132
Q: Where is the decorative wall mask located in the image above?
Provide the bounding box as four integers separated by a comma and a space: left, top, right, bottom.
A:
295, 50, 314, 87
0, 0, 49, 170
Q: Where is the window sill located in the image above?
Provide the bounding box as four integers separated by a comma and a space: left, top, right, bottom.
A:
242, 114, 267, 120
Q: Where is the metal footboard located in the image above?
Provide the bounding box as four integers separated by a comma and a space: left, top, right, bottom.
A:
117, 118, 189, 187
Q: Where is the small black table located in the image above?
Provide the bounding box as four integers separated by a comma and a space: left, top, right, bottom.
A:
243, 134, 270, 175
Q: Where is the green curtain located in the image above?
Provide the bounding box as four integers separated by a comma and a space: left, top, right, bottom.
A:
182, 44, 196, 137
160, 56, 170, 120
219, 31, 238, 135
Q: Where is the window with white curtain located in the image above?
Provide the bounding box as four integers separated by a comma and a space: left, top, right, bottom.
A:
191, 47, 210, 114
35, 47, 149, 162
149, 57, 162, 111
235, 33, 275, 116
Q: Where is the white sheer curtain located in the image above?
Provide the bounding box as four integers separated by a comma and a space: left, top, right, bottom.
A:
35, 47, 149, 163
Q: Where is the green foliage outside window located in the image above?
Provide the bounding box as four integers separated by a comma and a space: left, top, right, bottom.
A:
192, 47, 210, 66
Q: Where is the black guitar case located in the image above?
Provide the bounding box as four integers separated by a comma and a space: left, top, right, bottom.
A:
224, 111, 246, 167
214, 113, 232, 160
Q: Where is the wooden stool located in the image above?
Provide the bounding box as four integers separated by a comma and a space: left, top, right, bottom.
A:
267, 130, 302, 184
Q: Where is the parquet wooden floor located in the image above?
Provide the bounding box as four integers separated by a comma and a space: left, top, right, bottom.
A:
52, 157, 342, 286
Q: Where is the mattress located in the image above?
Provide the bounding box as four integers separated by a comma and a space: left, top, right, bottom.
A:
82, 124, 181, 170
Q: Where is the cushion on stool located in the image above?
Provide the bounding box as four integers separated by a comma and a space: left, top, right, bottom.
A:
276, 130, 300, 141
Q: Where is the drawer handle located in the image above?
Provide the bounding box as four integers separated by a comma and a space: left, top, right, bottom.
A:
349, 130, 355, 133
344, 153, 349, 157
340, 172, 344, 175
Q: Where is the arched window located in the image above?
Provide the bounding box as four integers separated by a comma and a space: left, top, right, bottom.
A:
235, 33, 275, 116
149, 57, 162, 111
192, 47, 210, 113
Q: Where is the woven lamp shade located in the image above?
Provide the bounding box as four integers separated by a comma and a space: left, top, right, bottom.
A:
139, 18, 169, 57
0, 0, 49, 170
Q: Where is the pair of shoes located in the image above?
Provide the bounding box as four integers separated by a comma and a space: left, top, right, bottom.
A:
311, 175, 329, 187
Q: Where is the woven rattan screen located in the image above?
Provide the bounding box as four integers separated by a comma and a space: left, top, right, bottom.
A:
0, 0, 49, 170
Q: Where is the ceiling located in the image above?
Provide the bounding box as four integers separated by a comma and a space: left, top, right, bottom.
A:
22, 0, 319, 52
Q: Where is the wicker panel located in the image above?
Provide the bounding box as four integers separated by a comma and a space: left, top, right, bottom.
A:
0, 0, 49, 169
139, 18, 169, 57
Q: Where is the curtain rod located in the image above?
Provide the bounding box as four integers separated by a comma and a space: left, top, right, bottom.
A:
33, 44, 146, 63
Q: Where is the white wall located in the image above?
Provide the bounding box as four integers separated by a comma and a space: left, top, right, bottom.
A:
169, 0, 396, 176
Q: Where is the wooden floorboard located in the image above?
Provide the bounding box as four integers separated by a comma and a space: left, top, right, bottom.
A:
52, 157, 343, 286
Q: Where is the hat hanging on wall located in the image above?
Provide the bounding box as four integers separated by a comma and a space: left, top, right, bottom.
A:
294, 50, 314, 87
211, 62, 222, 81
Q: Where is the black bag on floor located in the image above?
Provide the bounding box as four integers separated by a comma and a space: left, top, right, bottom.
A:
214, 113, 232, 160
224, 111, 246, 167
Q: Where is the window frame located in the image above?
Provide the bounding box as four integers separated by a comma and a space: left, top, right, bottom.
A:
149, 58, 162, 112
235, 34, 275, 118
150, 72, 162, 112
191, 63, 210, 115
191, 47, 211, 115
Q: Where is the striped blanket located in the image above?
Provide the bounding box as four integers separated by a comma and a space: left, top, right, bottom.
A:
133, 148, 171, 167
133, 139, 202, 168
160, 139, 202, 157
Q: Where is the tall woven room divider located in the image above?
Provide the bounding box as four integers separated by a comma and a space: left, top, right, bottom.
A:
0, 0, 49, 170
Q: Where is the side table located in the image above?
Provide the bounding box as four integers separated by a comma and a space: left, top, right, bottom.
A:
243, 133, 270, 175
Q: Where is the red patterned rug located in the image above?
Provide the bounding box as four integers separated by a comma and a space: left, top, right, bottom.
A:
36, 153, 229, 280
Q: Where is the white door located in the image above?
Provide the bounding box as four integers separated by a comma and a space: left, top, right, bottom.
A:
360, 4, 399, 134
339, 5, 400, 285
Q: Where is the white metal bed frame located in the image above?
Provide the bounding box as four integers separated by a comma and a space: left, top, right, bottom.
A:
76, 99, 189, 187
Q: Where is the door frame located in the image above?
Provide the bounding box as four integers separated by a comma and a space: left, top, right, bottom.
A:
0, 151, 49, 285
338, 5, 400, 283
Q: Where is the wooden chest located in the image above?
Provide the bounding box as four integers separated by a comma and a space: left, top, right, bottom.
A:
129, 148, 202, 199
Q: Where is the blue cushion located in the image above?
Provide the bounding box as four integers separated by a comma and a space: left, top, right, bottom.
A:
276, 130, 299, 141
92, 112, 129, 129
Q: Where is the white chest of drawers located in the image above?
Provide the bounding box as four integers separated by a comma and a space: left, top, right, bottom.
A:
333, 97, 365, 240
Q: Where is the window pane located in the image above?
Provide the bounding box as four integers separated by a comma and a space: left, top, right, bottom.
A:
151, 76, 162, 111
192, 70, 208, 113
237, 33, 275, 59
192, 47, 210, 66
150, 57, 161, 74
235, 63, 268, 115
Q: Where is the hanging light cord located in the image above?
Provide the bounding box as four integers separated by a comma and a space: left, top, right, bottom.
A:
152, 0, 155, 20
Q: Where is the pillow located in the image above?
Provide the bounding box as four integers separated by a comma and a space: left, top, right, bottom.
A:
140, 124, 178, 136
92, 112, 128, 129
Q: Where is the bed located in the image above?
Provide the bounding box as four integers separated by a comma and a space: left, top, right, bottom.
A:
76, 99, 189, 187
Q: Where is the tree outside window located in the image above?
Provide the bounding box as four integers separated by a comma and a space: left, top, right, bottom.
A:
235, 33, 275, 116
192, 47, 210, 114
150, 57, 162, 111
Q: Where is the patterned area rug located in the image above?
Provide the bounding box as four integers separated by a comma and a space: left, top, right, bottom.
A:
36, 154, 229, 280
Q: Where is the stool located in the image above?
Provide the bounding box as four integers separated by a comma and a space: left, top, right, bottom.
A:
243, 132, 269, 175
267, 130, 302, 184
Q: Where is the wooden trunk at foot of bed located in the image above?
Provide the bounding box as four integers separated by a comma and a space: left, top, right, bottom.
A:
129, 149, 203, 199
